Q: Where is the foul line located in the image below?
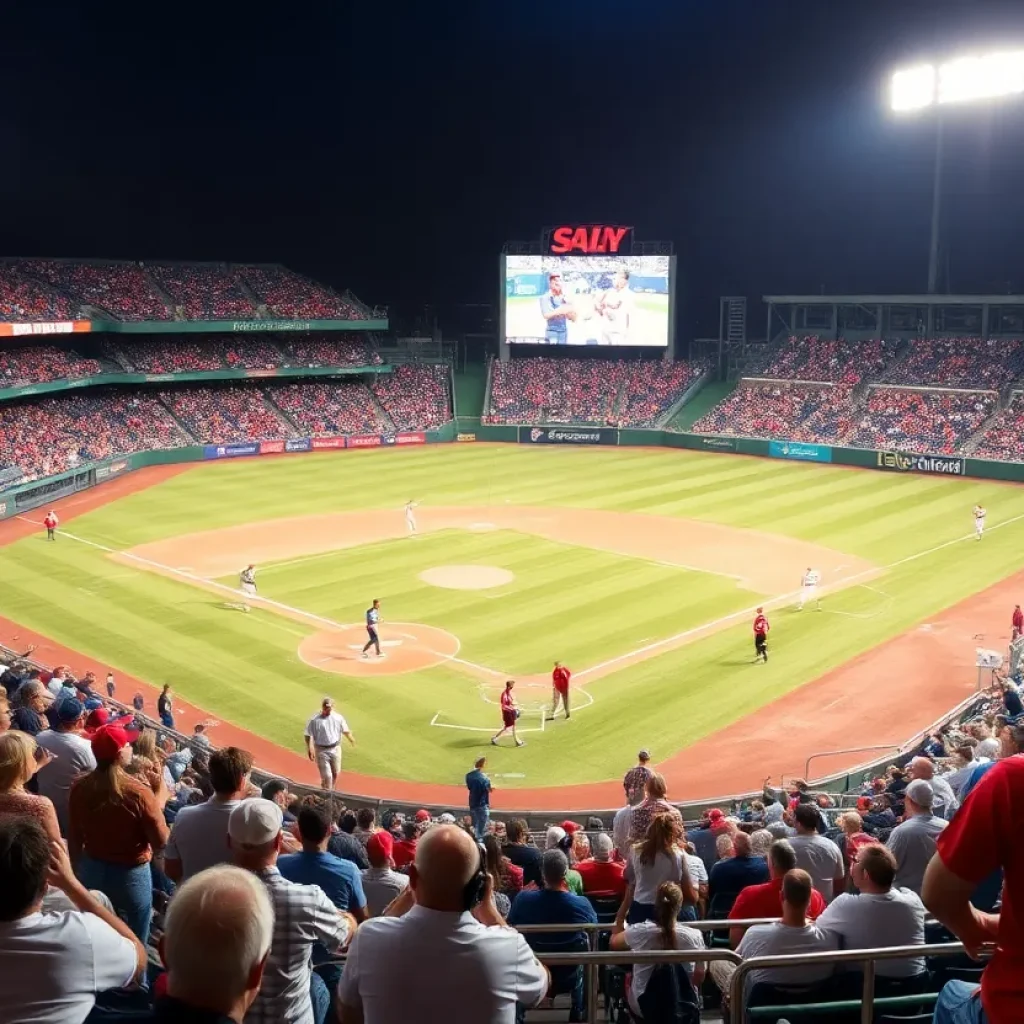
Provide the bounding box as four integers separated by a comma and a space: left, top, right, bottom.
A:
19, 508, 1024, 687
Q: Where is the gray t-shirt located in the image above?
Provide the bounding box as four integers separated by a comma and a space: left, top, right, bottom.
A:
736, 922, 839, 996
34, 730, 97, 837
164, 797, 241, 880
788, 834, 845, 902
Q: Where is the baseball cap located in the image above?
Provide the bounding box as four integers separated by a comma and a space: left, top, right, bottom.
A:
366, 830, 394, 862
906, 779, 935, 809
85, 707, 140, 740
415, 809, 431, 822
91, 724, 134, 762
54, 696, 86, 725
438, 812, 456, 824
228, 799, 283, 847
560, 820, 581, 835
856, 796, 872, 812
708, 808, 724, 821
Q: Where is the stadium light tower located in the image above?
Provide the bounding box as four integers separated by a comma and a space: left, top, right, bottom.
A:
890, 50, 1024, 293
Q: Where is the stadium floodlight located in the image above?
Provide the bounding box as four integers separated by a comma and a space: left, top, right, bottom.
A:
890, 50, 1024, 111
889, 49, 1024, 293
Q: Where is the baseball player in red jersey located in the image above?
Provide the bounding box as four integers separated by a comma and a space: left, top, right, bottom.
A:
753, 607, 769, 663
550, 661, 571, 720
43, 510, 59, 541
492, 680, 524, 747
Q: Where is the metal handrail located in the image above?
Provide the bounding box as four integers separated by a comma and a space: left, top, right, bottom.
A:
803, 744, 902, 780
727, 940, 986, 1024
515, 918, 778, 933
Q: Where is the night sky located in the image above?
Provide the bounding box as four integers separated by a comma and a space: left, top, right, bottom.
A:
4, 0, 1024, 338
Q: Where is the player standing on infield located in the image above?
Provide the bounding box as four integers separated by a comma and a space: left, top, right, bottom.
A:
753, 607, 770, 664
405, 500, 418, 535
550, 660, 571, 720
492, 680, 524, 747
43, 509, 59, 541
362, 598, 383, 659
974, 503, 986, 541
798, 566, 821, 611
238, 564, 257, 613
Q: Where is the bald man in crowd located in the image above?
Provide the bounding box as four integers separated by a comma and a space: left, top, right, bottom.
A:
906, 757, 959, 820
338, 824, 549, 1023
158, 865, 275, 1023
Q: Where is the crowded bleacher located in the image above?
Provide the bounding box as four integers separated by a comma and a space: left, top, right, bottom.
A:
0, 263, 78, 321
0, 345, 101, 388
269, 381, 393, 436
972, 391, 1024, 463
0, 637, 1017, 1024
159, 386, 298, 444
237, 265, 369, 320
486, 357, 706, 427
148, 265, 258, 321
371, 363, 453, 430
23, 260, 171, 322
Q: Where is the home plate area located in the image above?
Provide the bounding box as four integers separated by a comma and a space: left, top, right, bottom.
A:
297, 622, 461, 677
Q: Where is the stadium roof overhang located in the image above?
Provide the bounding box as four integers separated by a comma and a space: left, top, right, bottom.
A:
763, 294, 1024, 306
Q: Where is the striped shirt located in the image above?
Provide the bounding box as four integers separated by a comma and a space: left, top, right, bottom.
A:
245, 867, 350, 1024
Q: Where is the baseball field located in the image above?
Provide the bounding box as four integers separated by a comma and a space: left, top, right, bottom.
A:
2, 442, 1023, 809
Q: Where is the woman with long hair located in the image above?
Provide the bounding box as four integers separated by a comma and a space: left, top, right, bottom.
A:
0, 731, 60, 842
616, 812, 698, 926
610, 881, 706, 1019
483, 832, 524, 901
68, 725, 170, 944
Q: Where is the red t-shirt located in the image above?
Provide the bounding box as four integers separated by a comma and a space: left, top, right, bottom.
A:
392, 838, 417, 870
1013, 608, 1023, 632
936, 757, 1024, 1022
500, 690, 514, 713
753, 615, 769, 636
44, 515, 57, 529
728, 878, 826, 922
553, 666, 571, 693
576, 858, 627, 897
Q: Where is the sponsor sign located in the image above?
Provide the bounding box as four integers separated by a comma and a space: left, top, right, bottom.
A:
457, 432, 477, 442
144, 374, 176, 383
348, 434, 383, 448
768, 440, 833, 464
0, 320, 92, 337
245, 369, 280, 378
285, 437, 312, 452
875, 450, 965, 476
395, 432, 426, 445
549, 225, 631, 254
697, 435, 737, 452
204, 442, 261, 459
95, 459, 131, 481
310, 436, 346, 450
520, 426, 618, 446
259, 440, 286, 455
231, 321, 311, 332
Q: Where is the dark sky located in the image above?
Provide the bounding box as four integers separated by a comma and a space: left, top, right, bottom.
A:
4, 0, 1024, 337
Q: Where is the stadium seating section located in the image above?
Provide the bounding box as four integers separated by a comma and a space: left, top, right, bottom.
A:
0, 259, 367, 322
270, 381, 392, 436
486, 357, 707, 427
0, 345, 101, 387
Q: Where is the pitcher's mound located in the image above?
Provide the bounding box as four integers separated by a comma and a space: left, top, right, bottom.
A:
419, 565, 514, 590
298, 622, 460, 677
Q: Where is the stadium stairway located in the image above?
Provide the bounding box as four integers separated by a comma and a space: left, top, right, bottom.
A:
261, 387, 305, 434
140, 269, 178, 318
961, 394, 1010, 454
669, 380, 735, 430
154, 397, 201, 443
369, 388, 398, 432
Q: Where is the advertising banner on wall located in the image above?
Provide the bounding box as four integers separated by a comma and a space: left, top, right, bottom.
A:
457, 433, 477, 442
348, 435, 383, 448
0, 321, 92, 337
259, 440, 286, 454
519, 426, 619, 446
768, 440, 833, 463
285, 438, 312, 452
394, 432, 426, 445
696, 435, 738, 452
203, 443, 261, 459
95, 459, 131, 481
310, 436, 346, 450
875, 450, 965, 476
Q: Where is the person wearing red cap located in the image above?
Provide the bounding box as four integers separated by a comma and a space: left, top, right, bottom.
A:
414, 808, 431, 824
550, 660, 571, 720
361, 830, 410, 916
67, 724, 171, 945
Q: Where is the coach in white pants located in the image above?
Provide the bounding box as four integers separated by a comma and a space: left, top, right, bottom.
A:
305, 698, 356, 789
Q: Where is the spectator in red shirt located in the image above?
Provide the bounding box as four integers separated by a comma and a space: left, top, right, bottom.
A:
550, 661, 571, 720
923, 756, 1024, 1023
728, 839, 827, 948
1013, 605, 1023, 640
392, 820, 418, 870
575, 833, 627, 898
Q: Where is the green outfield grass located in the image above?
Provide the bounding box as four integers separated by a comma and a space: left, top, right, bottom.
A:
2, 444, 1024, 788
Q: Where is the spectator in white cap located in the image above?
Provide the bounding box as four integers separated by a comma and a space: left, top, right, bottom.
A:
158, 865, 274, 1024
229, 798, 356, 1024
886, 779, 947, 895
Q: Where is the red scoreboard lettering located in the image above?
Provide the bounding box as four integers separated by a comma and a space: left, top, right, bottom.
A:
550, 225, 630, 255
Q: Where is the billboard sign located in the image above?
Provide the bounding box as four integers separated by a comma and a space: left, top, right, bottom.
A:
285, 437, 312, 452
875, 450, 965, 476
259, 440, 286, 455
697, 436, 738, 452
348, 435, 383, 448
204, 442, 260, 459
520, 426, 618, 446
310, 436, 346, 450
549, 225, 631, 254
769, 440, 833, 463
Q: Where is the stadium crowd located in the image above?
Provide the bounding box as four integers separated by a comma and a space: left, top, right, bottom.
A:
159, 386, 297, 444
279, 334, 378, 368
0, 641, 1020, 1024
269, 382, 392, 436
880, 336, 1024, 390
24, 261, 171, 322
973, 391, 1024, 463
487, 357, 706, 427
371, 364, 453, 430
237, 266, 369, 320
107, 336, 285, 373
0, 264, 78, 321
149, 265, 257, 321
0, 345, 101, 387
757, 336, 891, 385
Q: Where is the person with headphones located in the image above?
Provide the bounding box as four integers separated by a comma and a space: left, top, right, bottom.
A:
338, 824, 548, 1023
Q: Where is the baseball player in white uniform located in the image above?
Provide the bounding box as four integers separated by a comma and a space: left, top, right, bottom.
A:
405, 500, 418, 535
798, 566, 821, 611
304, 697, 356, 790
596, 269, 636, 345
238, 564, 257, 613
974, 504, 986, 540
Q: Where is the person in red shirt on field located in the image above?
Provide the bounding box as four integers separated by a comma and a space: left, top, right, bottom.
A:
575, 833, 627, 898
1012, 604, 1023, 640
727, 839, 826, 947
491, 680, 524, 748
923, 755, 1024, 1023
43, 509, 59, 541
753, 607, 769, 664
550, 660, 571, 720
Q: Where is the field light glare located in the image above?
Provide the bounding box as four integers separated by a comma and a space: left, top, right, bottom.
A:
891, 50, 1024, 111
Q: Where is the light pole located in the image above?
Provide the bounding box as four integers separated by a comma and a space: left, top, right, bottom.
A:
890, 51, 1024, 294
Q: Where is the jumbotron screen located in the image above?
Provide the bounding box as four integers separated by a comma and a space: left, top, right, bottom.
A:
504, 254, 671, 347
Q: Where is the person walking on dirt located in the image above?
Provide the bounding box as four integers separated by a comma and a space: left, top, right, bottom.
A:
753, 608, 770, 664
550, 661, 571, 720
492, 680, 524, 747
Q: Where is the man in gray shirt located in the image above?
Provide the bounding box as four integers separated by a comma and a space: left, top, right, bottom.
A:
886, 779, 947, 895
787, 804, 845, 902
35, 697, 98, 836
361, 831, 409, 916
907, 757, 959, 820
